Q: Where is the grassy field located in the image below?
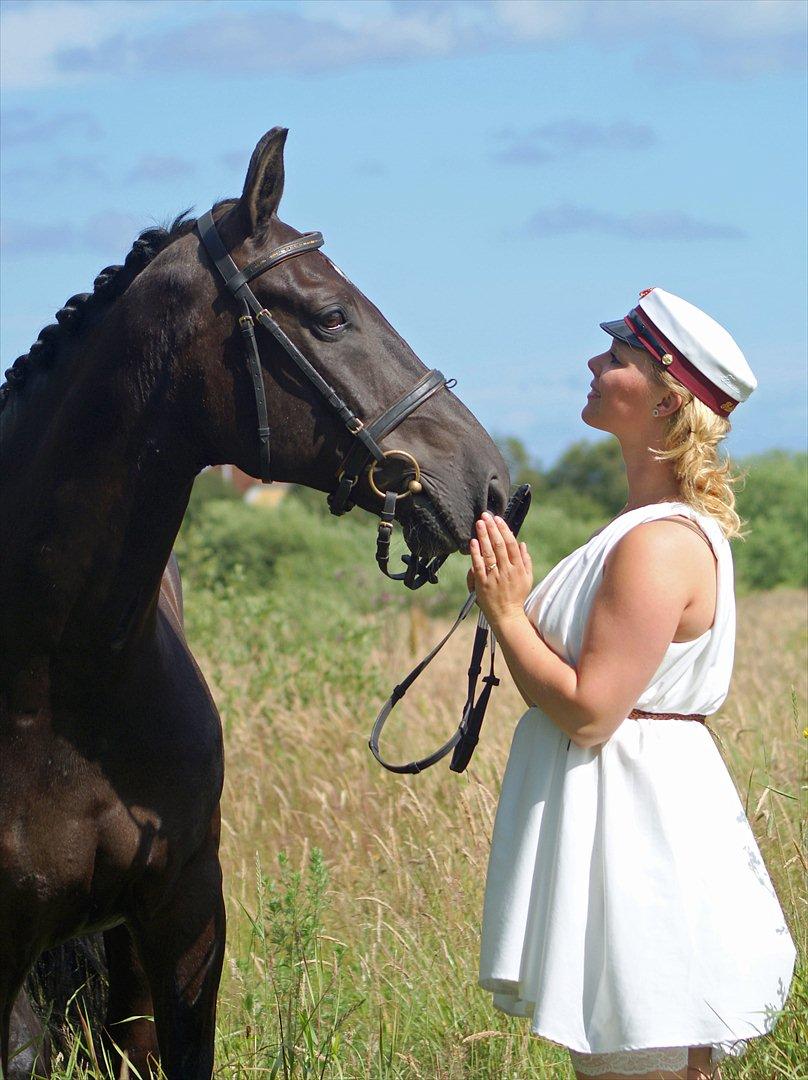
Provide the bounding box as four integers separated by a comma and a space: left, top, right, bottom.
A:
197, 579, 806, 1080
41, 542, 807, 1078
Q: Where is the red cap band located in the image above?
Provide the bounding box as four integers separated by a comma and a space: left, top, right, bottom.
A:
626, 308, 738, 416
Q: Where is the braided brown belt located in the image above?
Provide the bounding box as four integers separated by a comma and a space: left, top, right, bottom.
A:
629, 709, 706, 723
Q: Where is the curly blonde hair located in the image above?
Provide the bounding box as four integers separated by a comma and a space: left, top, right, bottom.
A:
645, 359, 744, 539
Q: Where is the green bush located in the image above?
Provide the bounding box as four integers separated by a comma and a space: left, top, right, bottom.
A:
735, 451, 807, 536
732, 452, 808, 592
176, 448, 806, 608
544, 438, 627, 517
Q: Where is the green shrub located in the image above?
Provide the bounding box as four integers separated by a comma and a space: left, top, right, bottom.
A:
176, 448, 806, 606
733, 452, 807, 592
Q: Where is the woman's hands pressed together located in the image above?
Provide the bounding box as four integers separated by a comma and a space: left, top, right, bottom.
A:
469, 513, 533, 629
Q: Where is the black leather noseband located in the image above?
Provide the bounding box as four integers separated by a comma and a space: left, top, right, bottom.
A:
197, 210, 453, 589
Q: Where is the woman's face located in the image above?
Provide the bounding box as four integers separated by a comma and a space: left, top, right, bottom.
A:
582, 337, 660, 438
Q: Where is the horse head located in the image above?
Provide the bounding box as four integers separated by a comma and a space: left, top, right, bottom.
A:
148, 128, 508, 574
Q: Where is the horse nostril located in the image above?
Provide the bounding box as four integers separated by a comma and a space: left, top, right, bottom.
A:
486, 474, 508, 516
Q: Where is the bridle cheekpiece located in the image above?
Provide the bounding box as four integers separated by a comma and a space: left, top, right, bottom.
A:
196, 209, 452, 589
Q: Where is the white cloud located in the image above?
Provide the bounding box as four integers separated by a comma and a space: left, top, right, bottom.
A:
0, 0, 804, 90
1, 210, 143, 256
523, 203, 747, 241
0, 0, 192, 89
0, 0, 164, 90
492, 0, 586, 42
492, 120, 656, 164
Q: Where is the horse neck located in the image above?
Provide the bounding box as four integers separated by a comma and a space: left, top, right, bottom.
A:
1, 302, 199, 677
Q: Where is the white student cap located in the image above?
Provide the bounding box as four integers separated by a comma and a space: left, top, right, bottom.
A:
600, 287, 757, 415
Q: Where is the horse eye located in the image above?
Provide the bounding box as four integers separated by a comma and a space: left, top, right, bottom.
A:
319, 308, 348, 331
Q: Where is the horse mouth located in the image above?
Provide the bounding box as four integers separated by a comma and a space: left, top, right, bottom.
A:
401, 486, 465, 562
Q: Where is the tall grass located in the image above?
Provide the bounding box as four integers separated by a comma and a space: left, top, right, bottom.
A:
39, 499, 806, 1079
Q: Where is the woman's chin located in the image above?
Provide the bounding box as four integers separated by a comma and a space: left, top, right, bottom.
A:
581, 400, 601, 429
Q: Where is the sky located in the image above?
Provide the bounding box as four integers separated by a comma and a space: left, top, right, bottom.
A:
1, 0, 806, 467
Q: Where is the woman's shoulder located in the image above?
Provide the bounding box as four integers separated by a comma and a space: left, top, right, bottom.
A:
603, 506, 723, 606
559, 502, 729, 587
607, 514, 717, 568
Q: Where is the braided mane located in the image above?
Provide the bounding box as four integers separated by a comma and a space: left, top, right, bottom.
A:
0, 203, 232, 413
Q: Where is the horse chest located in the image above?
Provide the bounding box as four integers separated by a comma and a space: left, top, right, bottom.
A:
1, 669, 222, 923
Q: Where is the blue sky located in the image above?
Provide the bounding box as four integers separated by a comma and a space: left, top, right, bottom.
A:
2, 0, 806, 466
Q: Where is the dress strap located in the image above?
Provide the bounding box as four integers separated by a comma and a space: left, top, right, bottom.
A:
656, 514, 715, 555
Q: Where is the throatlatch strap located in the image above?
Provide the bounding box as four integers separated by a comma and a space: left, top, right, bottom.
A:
237, 300, 273, 482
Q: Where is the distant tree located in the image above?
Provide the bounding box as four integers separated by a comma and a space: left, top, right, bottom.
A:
495, 435, 547, 494
735, 451, 807, 537
733, 451, 807, 590
545, 438, 627, 516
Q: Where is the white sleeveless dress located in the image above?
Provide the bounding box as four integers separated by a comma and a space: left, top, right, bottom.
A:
478, 502, 796, 1074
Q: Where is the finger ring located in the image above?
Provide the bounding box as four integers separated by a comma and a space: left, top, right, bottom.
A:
485, 561, 497, 571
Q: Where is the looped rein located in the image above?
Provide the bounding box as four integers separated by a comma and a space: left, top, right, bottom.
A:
369, 484, 533, 774
196, 209, 454, 590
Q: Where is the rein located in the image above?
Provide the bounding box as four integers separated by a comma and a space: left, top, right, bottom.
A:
196, 210, 452, 590
369, 484, 532, 774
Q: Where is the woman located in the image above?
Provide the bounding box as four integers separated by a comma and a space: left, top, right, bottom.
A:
471, 288, 797, 1080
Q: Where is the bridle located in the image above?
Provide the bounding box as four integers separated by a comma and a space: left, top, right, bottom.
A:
369, 483, 532, 775
197, 209, 454, 590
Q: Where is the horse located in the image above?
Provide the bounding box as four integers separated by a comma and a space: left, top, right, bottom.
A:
0, 127, 509, 1078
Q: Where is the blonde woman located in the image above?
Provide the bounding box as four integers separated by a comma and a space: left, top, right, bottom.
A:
472, 289, 796, 1080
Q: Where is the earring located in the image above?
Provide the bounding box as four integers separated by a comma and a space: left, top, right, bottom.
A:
652, 408, 660, 417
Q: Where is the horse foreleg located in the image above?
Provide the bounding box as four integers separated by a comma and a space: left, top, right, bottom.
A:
5, 990, 51, 1080
132, 841, 225, 1080
2, 952, 50, 1080
103, 924, 158, 1079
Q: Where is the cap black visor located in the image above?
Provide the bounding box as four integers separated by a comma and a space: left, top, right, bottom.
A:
600, 318, 643, 350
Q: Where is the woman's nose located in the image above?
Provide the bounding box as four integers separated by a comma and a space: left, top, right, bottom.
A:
588, 351, 609, 376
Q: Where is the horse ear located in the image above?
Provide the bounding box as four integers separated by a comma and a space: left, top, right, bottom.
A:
240, 127, 288, 235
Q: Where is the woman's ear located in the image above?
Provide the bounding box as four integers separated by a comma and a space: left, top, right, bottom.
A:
654, 390, 683, 418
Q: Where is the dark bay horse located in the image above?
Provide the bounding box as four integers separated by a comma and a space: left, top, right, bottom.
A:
0, 128, 508, 1078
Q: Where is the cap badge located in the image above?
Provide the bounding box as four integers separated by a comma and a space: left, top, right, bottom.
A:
721, 401, 736, 413
660, 353, 674, 366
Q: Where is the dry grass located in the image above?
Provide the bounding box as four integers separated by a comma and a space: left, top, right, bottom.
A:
42, 587, 806, 1078
205, 588, 807, 1079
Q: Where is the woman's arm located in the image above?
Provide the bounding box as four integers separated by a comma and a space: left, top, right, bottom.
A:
470, 513, 708, 748
508, 619, 563, 710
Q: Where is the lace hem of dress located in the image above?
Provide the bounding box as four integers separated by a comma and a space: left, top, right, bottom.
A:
568, 1045, 688, 1076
